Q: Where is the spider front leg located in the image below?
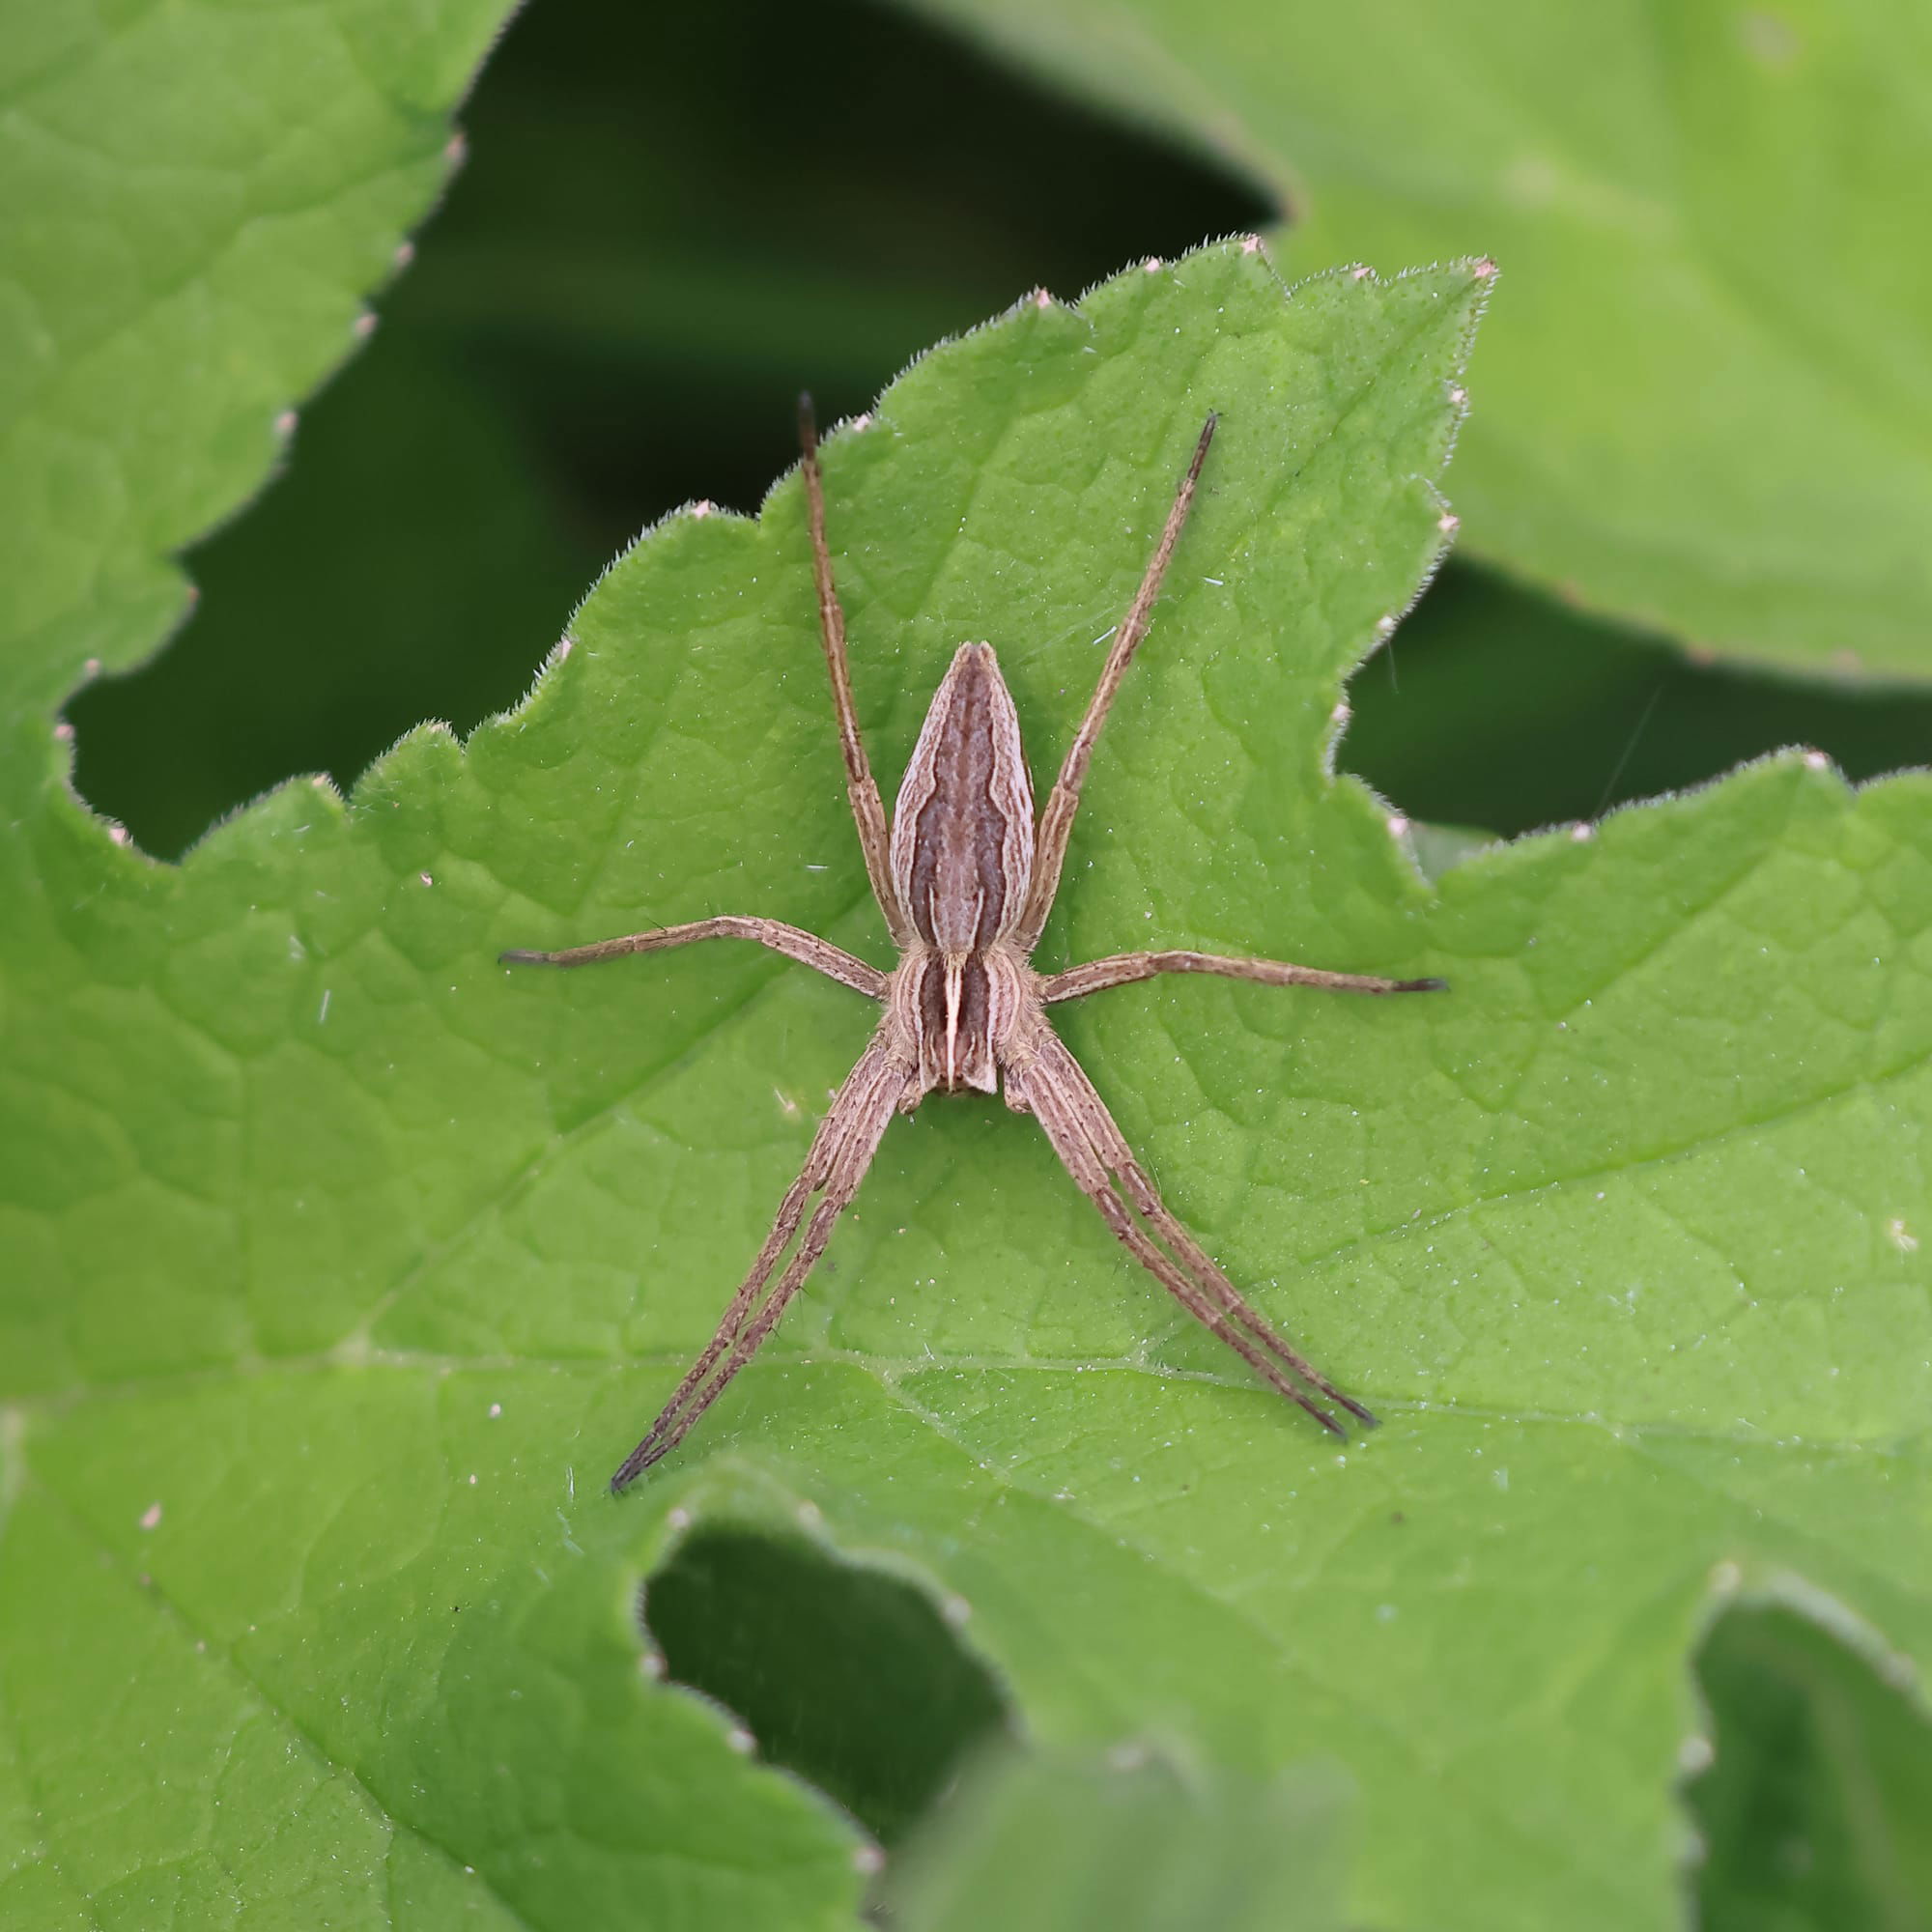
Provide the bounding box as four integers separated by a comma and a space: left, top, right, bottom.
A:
798, 395, 916, 952
1012, 414, 1217, 953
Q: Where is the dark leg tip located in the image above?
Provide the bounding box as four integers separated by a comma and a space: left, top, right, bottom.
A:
498, 950, 546, 967
611, 1432, 670, 1492
1397, 977, 1449, 994
1327, 1386, 1378, 1429
1188, 414, 1218, 474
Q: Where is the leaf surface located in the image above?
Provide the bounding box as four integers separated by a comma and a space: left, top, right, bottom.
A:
3, 239, 1929, 1932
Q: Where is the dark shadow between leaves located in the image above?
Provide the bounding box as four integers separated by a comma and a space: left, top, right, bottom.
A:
1686, 1593, 1932, 1932
641, 1526, 1012, 1850
1344, 564, 1932, 843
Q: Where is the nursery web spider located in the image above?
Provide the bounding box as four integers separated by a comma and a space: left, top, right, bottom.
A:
506, 404, 1444, 1491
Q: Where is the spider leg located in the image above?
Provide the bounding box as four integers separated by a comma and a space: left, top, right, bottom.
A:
611, 1029, 911, 1489
1012, 414, 1216, 953
798, 396, 915, 951
1014, 1026, 1374, 1434
501, 916, 886, 1000
1040, 950, 1444, 1004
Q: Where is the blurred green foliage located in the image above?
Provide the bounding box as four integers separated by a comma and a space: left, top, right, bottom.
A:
878, 1747, 1350, 1931
1690, 1597, 1932, 1932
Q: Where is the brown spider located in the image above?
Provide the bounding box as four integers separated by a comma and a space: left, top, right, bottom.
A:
505, 404, 1443, 1490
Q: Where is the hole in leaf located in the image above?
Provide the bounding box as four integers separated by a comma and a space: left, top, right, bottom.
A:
642, 1526, 1012, 1849
1685, 1597, 1932, 1931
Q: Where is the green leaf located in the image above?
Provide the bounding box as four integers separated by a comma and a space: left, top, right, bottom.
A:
894, 0, 1932, 681
4, 235, 1929, 1932
0, 0, 510, 706
880, 1746, 1350, 1931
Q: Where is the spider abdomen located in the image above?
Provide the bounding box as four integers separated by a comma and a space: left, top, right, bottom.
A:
888, 641, 1036, 952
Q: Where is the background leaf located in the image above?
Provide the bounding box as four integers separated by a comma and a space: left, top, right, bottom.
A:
0, 0, 514, 706
895, 0, 1932, 680
878, 1746, 1350, 1931
1690, 1587, 1932, 1932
